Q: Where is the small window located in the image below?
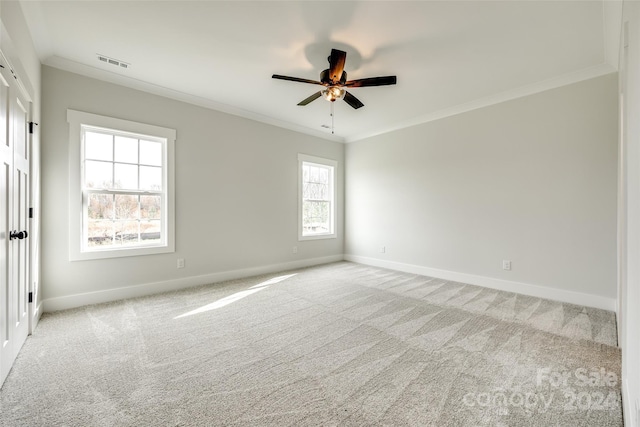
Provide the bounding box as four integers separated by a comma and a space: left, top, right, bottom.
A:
68, 110, 175, 260
298, 154, 337, 240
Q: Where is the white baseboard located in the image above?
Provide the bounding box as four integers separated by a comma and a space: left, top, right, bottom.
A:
30, 301, 43, 333
42, 255, 344, 312
344, 255, 616, 312
42, 253, 617, 313
623, 379, 631, 427
623, 379, 638, 427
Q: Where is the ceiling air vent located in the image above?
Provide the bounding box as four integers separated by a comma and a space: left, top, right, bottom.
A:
97, 54, 130, 69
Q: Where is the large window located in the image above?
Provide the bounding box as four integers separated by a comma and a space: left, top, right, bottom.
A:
68, 110, 175, 260
298, 154, 337, 240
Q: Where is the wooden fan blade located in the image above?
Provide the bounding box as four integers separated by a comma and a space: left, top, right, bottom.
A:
345, 76, 397, 88
272, 74, 324, 85
329, 49, 347, 83
298, 91, 322, 106
343, 91, 364, 109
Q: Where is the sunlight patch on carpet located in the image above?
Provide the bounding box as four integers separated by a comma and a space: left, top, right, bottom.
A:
174, 273, 297, 319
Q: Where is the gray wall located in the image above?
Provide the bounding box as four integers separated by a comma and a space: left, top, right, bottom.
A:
41, 66, 344, 304
42, 66, 618, 309
345, 73, 618, 300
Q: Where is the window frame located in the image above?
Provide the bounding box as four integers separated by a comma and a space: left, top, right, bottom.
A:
298, 153, 337, 241
67, 109, 176, 261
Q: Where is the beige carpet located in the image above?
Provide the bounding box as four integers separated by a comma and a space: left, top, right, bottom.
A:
0, 262, 622, 426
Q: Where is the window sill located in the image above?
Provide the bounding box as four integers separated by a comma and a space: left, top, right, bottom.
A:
70, 244, 174, 261
298, 233, 337, 241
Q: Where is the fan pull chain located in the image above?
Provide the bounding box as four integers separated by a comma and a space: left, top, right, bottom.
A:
331, 102, 335, 134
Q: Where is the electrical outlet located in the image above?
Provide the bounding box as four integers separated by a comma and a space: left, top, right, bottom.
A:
177, 258, 185, 269
380, 246, 386, 253
292, 246, 298, 254
502, 260, 511, 271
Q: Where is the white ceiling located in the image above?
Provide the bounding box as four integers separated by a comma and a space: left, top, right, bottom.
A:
20, 1, 621, 142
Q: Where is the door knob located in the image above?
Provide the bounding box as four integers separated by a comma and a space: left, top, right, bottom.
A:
9, 230, 27, 240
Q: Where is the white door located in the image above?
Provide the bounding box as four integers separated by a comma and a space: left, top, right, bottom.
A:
0, 59, 30, 387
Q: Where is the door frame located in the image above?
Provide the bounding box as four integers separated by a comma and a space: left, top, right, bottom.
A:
0, 46, 34, 387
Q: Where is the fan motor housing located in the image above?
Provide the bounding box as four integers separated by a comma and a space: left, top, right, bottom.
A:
321, 69, 347, 85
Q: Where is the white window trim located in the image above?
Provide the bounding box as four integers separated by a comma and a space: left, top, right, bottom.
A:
67, 109, 176, 261
298, 153, 337, 241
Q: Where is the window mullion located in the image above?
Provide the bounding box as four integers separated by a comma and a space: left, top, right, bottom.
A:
85, 189, 162, 196
137, 138, 141, 194
111, 134, 115, 189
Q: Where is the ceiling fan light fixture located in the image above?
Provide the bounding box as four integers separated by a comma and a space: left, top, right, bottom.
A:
272, 48, 396, 110
322, 86, 345, 102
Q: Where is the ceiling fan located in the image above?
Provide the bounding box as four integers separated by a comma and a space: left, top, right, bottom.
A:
272, 49, 397, 110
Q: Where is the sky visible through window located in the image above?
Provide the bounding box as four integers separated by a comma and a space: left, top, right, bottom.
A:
84, 130, 162, 190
